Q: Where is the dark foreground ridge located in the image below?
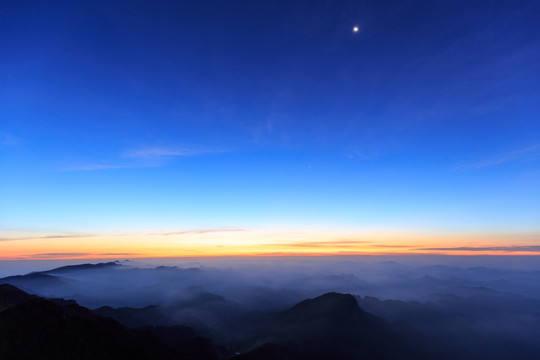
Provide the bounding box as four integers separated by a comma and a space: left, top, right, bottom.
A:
230, 292, 447, 360
0, 285, 456, 360
0, 284, 36, 311
3, 263, 540, 359
42, 261, 122, 274
0, 285, 224, 360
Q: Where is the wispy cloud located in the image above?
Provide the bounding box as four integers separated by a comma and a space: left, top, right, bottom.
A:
32, 252, 97, 257
265, 240, 371, 248
65, 164, 131, 171
99, 252, 141, 256
418, 245, 540, 252
125, 146, 219, 159
149, 228, 245, 236
373, 244, 413, 248
457, 144, 540, 169
31, 252, 140, 258
0, 132, 18, 146
64, 144, 223, 171
0, 233, 96, 242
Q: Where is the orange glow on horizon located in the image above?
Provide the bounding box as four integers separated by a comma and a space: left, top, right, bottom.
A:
1, 228, 539, 260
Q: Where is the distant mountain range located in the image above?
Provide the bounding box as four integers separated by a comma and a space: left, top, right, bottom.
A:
0, 284, 224, 360
2, 261, 540, 359
0, 284, 446, 360
229, 292, 447, 360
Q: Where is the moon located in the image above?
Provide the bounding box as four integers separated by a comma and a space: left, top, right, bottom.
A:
353, 26, 359, 33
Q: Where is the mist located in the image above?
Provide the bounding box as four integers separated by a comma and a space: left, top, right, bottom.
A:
2, 256, 540, 359
3, 256, 540, 308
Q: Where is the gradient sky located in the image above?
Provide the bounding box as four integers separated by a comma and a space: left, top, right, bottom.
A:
1, 0, 539, 259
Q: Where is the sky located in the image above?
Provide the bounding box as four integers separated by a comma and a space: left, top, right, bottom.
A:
1, 0, 539, 259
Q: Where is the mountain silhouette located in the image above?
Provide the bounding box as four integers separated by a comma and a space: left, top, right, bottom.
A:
5, 284, 524, 360
94, 304, 164, 328
0, 272, 64, 287
0, 285, 223, 360
231, 292, 445, 360
43, 261, 121, 274
356, 292, 540, 359
94, 286, 243, 330
0, 284, 35, 311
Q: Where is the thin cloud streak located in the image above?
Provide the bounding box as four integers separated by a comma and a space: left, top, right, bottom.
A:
149, 228, 245, 236
0, 234, 97, 242
264, 240, 371, 248
373, 244, 413, 248
99, 252, 141, 256
64, 145, 224, 171
125, 146, 220, 159
31, 252, 141, 258
32, 252, 97, 257
0, 132, 18, 146
458, 144, 540, 169
63, 164, 133, 171
418, 245, 540, 252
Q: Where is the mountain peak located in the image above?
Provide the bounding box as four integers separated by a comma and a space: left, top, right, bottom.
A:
280, 292, 361, 323
0, 284, 34, 311
44, 261, 121, 274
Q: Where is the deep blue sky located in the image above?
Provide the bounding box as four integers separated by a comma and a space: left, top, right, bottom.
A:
1, 1, 539, 255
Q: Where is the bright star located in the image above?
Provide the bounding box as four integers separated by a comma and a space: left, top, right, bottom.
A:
353, 26, 359, 33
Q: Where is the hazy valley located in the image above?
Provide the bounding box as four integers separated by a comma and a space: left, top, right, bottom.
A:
2, 258, 540, 359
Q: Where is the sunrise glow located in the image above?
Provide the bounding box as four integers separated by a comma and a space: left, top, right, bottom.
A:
1, 1, 538, 262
